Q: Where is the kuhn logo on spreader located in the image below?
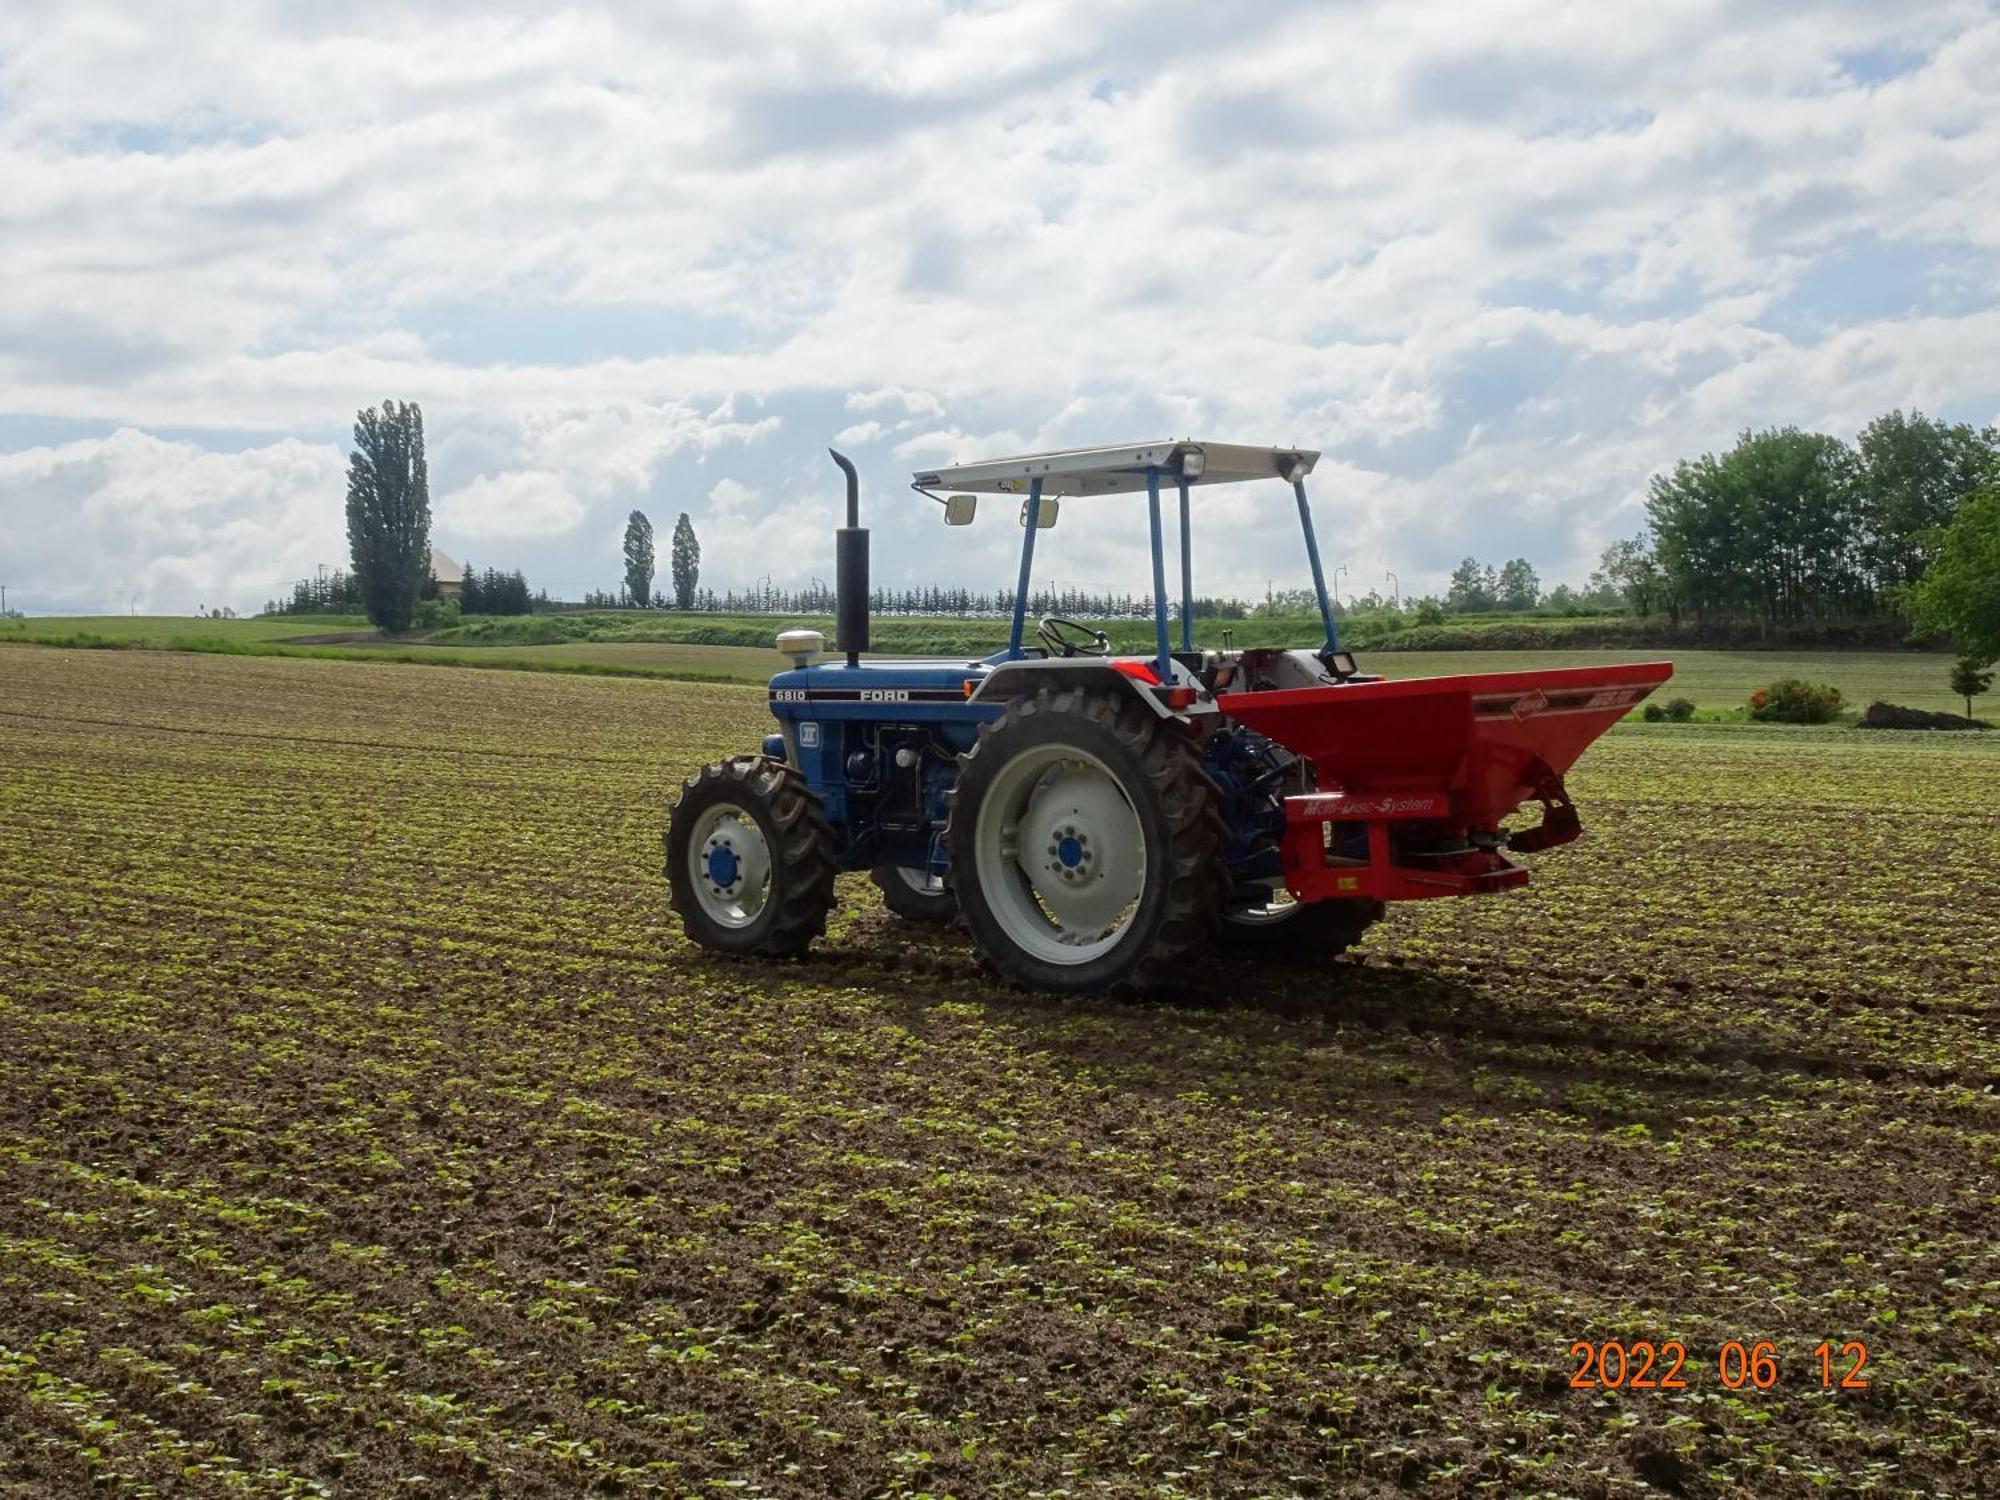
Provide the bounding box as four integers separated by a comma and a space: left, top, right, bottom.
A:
1290, 791, 1449, 820
1511, 689, 1550, 721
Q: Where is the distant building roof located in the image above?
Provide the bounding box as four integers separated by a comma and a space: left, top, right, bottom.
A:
430, 547, 464, 584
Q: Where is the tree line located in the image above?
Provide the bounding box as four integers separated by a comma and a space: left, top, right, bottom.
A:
456, 566, 537, 615
319, 399, 1997, 686
1596, 410, 1997, 629
569, 584, 1260, 619
267, 569, 368, 616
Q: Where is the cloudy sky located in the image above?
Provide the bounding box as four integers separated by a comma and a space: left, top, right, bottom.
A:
3, 0, 1997, 616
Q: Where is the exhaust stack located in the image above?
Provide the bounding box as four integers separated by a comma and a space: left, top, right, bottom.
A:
830, 449, 868, 668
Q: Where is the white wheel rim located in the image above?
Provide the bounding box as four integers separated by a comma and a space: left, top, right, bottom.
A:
896, 866, 946, 897
973, 744, 1146, 965
688, 802, 773, 929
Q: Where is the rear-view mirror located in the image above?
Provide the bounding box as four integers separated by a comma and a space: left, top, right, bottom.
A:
1019, 496, 1060, 529
943, 494, 977, 526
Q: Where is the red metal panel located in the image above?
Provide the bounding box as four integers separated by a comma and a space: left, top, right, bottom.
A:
1223, 661, 1671, 829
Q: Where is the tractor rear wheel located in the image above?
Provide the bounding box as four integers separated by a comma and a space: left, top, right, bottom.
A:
666, 755, 838, 957
871, 864, 957, 926
948, 686, 1224, 996
1218, 893, 1383, 958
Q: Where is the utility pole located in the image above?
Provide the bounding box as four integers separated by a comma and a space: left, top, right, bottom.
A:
1386, 571, 1400, 608
1333, 564, 1348, 605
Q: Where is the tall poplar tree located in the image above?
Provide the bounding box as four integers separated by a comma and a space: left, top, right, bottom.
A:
345, 400, 430, 632
670, 512, 701, 610
623, 510, 655, 607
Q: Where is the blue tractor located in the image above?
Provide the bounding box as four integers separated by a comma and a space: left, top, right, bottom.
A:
665, 441, 1668, 995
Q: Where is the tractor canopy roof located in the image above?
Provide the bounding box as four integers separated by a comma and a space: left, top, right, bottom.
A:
913, 441, 1320, 498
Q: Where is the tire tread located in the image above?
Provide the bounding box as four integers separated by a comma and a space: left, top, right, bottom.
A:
666, 755, 839, 957
947, 686, 1226, 997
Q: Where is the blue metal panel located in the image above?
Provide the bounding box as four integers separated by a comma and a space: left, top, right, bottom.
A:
1292, 478, 1340, 653
764, 657, 1001, 868
1145, 468, 1171, 680
1005, 476, 1045, 659
1177, 474, 1193, 653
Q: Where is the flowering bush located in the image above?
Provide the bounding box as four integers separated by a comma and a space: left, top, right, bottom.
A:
1749, 679, 1843, 724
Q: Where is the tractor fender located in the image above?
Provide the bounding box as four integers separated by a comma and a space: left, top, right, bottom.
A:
970, 658, 1187, 720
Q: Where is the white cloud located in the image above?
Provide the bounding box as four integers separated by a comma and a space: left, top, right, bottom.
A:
845, 388, 946, 419
692, 475, 850, 587
434, 470, 586, 541
511, 401, 781, 498
706, 477, 760, 514
1, 0, 1997, 609
0, 430, 346, 614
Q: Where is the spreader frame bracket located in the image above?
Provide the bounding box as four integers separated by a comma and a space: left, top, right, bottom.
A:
1278, 787, 1531, 904
1504, 766, 1581, 855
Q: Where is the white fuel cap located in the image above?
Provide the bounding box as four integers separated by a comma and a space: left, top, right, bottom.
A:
776, 628, 825, 666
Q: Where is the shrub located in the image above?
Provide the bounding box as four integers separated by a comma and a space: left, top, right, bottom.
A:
411, 596, 461, 631
1748, 679, 1842, 724
1664, 697, 1696, 722
1642, 702, 1666, 722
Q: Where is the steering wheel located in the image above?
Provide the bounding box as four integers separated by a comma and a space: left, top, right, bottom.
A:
1037, 616, 1110, 658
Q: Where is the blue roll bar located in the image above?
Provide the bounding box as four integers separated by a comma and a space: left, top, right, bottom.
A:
1005, 477, 1044, 659
1146, 468, 1172, 680
1292, 477, 1340, 654
1177, 474, 1194, 653
1003, 459, 1333, 673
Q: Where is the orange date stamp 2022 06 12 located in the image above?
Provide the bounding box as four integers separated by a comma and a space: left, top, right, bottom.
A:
1568, 1339, 1872, 1392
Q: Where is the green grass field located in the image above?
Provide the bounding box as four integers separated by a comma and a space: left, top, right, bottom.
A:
1, 613, 374, 645
0, 616, 760, 686
1368, 648, 1977, 716
391, 641, 1987, 715
3, 613, 1982, 715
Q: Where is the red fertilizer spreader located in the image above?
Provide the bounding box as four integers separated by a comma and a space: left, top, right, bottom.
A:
1224, 662, 1675, 905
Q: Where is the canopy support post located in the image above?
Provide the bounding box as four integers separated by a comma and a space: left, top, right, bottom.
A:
1177, 474, 1194, 654
1147, 468, 1172, 681
1006, 478, 1045, 660
1293, 478, 1339, 653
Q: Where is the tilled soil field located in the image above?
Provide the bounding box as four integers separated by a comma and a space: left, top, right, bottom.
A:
2, 647, 1996, 1498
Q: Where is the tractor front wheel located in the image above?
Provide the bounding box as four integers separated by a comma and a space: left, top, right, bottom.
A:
871, 864, 958, 926
1218, 893, 1383, 958
948, 687, 1224, 996
666, 756, 838, 956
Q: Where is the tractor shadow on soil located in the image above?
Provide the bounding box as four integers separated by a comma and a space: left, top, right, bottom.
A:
701, 910, 1812, 1136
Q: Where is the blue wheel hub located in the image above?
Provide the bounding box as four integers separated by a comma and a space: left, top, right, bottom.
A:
1056, 834, 1085, 870
705, 843, 741, 888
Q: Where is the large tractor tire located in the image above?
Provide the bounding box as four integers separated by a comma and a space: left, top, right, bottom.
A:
870, 864, 958, 926
1218, 893, 1383, 958
666, 756, 838, 957
947, 686, 1225, 996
